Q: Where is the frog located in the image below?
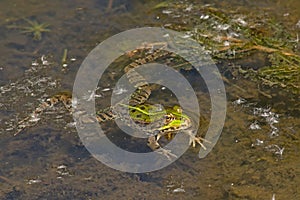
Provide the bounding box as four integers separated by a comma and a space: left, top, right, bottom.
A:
15, 46, 207, 159
95, 102, 206, 159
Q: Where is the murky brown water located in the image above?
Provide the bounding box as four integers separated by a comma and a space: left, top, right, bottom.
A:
0, 0, 299, 199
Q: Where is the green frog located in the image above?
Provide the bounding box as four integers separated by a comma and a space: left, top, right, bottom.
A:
95, 102, 206, 159
15, 47, 207, 159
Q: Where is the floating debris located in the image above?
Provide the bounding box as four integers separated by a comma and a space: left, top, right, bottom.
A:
85, 90, 96, 101
27, 179, 42, 185
296, 20, 300, 28
41, 55, 49, 65
200, 14, 209, 20
233, 17, 247, 26
272, 193, 276, 200
249, 121, 261, 130
253, 107, 280, 138
82, 89, 102, 101
56, 164, 71, 177
253, 138, 264, 146
71, 97, 78, 109
66, 121, 76, 128
265, 144, 285, 158
173, 187, 185, 193
57, 165, 67, 169
101, 88, 111, 92
28, 113, 41, 123
181, 34, 192, 39
162, 10, 172, 14
269, 127, 279, 138
31, 61, 39, 66
232, 98, 247, 105
184, 4, 193, 12
215, 24, 230, 31
223, 41, 230, 47
113, 86, 128, 95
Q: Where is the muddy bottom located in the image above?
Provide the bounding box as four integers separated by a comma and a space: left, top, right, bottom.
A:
0, 0, 299, 199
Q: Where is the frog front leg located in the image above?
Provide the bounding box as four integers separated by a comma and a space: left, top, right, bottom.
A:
185, 130, 210, 150
147, 135, 177, 160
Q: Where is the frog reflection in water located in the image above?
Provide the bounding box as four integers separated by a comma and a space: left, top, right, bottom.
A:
16, 48, 208, 159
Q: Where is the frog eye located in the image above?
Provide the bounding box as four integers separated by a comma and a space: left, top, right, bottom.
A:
165, 114, 175, 123
165, 115, 171, 122
173, 105, 182, 113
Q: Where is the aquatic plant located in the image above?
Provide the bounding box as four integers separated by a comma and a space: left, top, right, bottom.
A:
152, 1, 300, 94
9, 18, 50, 40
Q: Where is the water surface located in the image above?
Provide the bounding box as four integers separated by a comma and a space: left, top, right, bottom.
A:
0, 0, 299, 199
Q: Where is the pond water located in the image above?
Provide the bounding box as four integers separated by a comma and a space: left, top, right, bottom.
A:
0, 0, 299, 199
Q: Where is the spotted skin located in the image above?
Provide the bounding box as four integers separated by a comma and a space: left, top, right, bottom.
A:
15, 47, 207, 159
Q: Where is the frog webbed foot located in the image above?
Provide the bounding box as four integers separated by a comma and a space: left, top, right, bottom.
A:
147, 135, 177, 160
189, 136, 206, 150
156, 148, 177, 160
186, 131, 210, 150
14, 115, 40, 136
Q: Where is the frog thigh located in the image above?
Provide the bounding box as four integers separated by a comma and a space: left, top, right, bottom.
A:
147, 135, 160, 150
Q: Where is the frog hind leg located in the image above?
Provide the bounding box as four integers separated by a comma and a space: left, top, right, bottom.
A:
95, 107, 116, 122
129, 85, 152, 105
14, 91, 72, 135
124, 49, 170, 105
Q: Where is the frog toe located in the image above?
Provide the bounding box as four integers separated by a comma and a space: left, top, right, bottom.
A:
156, 148, 177, 160
189, 136, 207, 150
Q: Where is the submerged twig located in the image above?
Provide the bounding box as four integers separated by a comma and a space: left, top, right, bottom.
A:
107, 0, 114, 11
